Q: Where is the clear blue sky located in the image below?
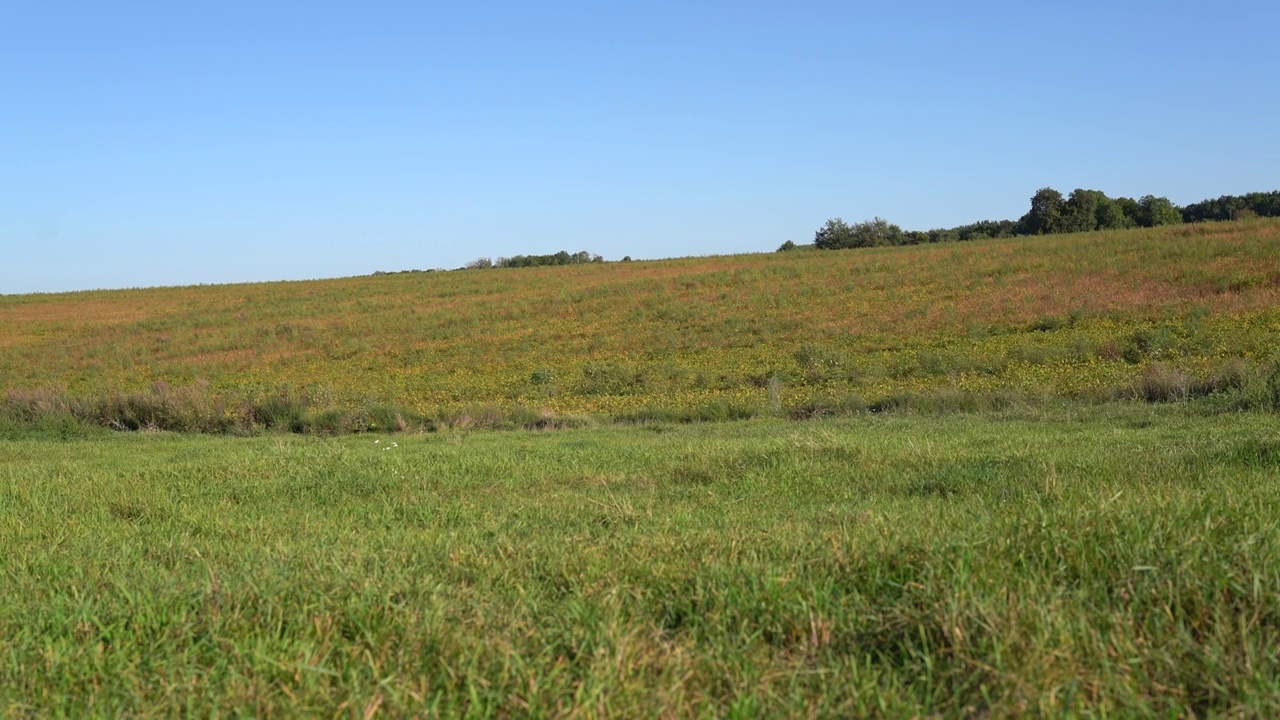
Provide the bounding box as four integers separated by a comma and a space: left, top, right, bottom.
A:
3, 1, 1277, 294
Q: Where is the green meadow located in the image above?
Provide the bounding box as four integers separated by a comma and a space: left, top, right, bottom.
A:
3, 221, 1280, 716
4, 407, 1280, 717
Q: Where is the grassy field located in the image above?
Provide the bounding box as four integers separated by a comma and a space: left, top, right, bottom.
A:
3, 219, 1280, 431
3, 221, 1280, 716
3, 406, 1279, 717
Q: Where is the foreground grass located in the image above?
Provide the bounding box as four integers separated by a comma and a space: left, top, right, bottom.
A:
3, 405, 1279, 716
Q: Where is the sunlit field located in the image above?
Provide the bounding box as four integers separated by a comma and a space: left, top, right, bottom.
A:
3, 220, 1280, 716
3, 219, 1279, 432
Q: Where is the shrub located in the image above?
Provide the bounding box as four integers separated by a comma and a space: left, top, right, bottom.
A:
794, 344, 845, 384
1125, 360, 1254, 405
363, 405, 422, 432
1122, 327, 1174, 364
2, 388, 74, 424
1264, 362, 1280, 411
581, 363, 645, 395
787, 392, 866, 420
1131, 363, 1192, 403
250, 391, 310, 433
307, 409, 354, 435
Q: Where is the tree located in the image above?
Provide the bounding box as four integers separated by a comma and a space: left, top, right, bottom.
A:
815, 217, 904, 249
1063, 189, 1134, 232
1095, 199, 1134, 230
1183, 191, 1280, 223
848, 217, 903, 247
777, 240, 797, 252
1018, 187, 1067, 235
1063, 189, 1107, 233
814, 218, 856, 249
955, 219, 1017, 240
1114, 196, 1144, 227
1139, 195, 1182, 227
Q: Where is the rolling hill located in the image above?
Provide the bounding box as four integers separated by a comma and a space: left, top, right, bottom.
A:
3, 218, 1279, 431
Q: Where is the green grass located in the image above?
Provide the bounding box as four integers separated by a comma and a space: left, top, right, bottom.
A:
4, 221, 1280, 715
4, 404, 1279, 716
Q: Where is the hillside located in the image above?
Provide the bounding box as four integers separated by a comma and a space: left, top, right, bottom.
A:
4, 219, 1280, 431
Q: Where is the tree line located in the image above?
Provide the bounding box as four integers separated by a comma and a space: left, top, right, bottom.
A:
794, 189, 1280, 251
466, 250, 606, 269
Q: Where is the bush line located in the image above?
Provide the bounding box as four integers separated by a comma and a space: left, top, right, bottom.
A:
4, 359, 1278, 436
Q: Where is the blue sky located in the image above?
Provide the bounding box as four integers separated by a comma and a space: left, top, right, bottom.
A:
2, 1, 1277, 294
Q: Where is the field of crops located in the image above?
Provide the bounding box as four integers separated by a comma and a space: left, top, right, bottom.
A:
3, 218, 1280, 432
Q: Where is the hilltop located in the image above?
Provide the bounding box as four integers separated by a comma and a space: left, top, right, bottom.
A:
3, 219, 1279, 432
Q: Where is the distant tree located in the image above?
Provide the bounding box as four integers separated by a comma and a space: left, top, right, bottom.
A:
956, 219, 1017, 240
492, 249, 604, 268
802, 185, 1272, 255
1018, 187, 1067, 235
1063, 189, 1105, 233
814, 218, 856, 249
1183, 191, 1280, 223
1245, 191, 1280, 217
1139, 195, 1183, 227
1113, 196, 1144, 227
812, 217, 903, 249
927, 228, 960, 244
466, 257, 494, 269
849, 217, 903, 247
777, 240, 797, 252
1095, 199, 1134, 230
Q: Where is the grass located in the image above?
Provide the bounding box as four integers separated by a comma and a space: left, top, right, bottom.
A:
3, 218, 1280, 430
3, 404, 1280, 716
3, 220, 1280, 715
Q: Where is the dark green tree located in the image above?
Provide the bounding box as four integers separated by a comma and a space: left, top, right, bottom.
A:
1114, 196, 1144, 227
1139, 195, 1183, 227
814, 217, 903, 249
1063, 189, 1107, 233
814, 218, 856, 249
850, 217, 903, 247
1018, 187, 1067, 235
1095, 199, 1134, 230
1182, 191, 1280, 222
